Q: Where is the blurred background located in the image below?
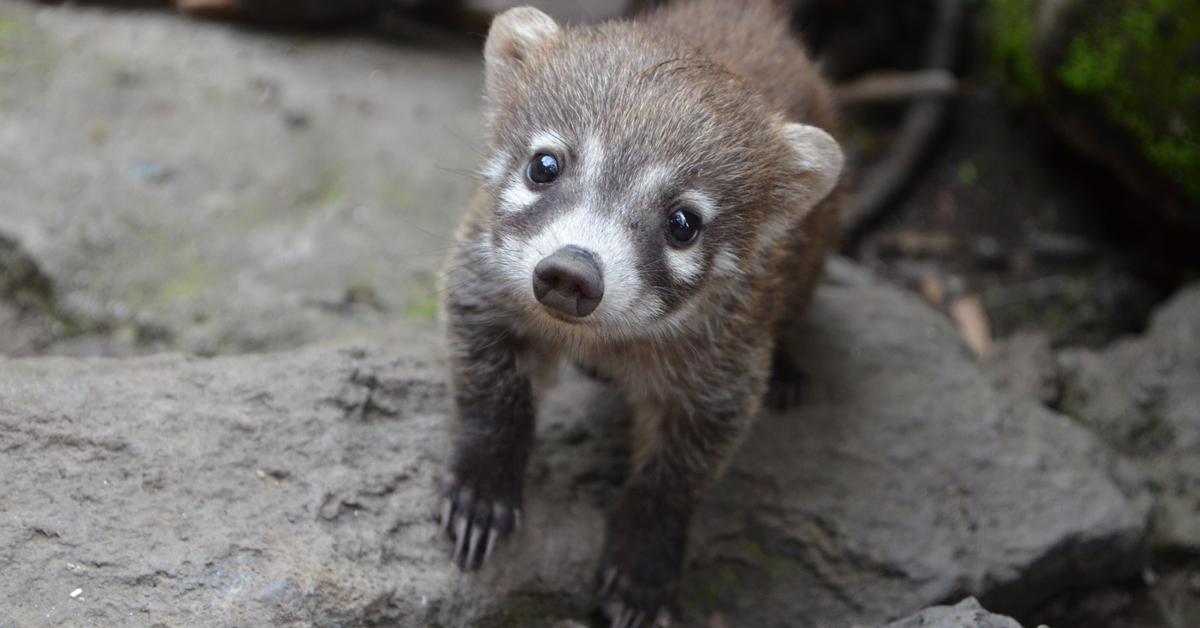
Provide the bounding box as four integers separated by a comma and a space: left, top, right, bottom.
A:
0, 0, 1196, 625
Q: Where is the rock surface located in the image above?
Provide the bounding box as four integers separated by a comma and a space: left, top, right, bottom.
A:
0, 267, 1150, 627
879, 598, 1021, 628
0, 0, 479, 356
1056, 286, 1200, 553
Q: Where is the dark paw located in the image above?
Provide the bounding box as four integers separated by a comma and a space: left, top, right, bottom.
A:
596, 510, 683, 628
438, 473, 522, 571
599, 565, 673, 628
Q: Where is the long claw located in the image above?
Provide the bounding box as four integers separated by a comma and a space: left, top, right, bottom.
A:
483, 526, 499, 563
440, 498, 453, 533
466, 524, 485, 569
453, 517, 469, 567
609, 606, 623, 628
601, 567, 618, 595
615, 606, 633, 628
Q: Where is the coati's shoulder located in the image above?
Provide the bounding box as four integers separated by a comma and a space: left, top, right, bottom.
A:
643, 0, 838, 133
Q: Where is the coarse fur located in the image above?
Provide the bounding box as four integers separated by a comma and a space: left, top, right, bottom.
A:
437, 1, 845, 626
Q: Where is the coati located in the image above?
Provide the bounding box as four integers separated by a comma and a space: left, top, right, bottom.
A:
439, 1, 844, 625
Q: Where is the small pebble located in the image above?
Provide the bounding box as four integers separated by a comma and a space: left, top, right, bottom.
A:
129, 162, 174, 185
283, 110, 310, 130
69, 588, 82, 598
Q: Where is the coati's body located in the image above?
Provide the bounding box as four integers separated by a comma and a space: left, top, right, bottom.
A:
439, 1, 844, 625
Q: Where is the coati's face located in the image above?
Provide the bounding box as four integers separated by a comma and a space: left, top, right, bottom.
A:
476, 8, 843, 338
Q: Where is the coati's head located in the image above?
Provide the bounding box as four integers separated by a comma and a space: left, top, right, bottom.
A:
477, 7, 843, 337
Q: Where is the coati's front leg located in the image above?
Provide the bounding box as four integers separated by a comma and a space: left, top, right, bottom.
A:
440, 302, 534, 571
598, 392, 759, 627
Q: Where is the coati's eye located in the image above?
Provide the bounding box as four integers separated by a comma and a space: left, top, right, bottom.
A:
666, 208, 702, 246
526, 153, 561, 185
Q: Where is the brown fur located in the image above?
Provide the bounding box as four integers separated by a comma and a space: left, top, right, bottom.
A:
438, 2, 844, 625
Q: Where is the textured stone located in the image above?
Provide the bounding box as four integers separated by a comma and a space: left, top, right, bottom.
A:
879, 598, 1021, 628
0, 0, 482, 356
1057, 286, 1200, 552
0, 271, 1150, 627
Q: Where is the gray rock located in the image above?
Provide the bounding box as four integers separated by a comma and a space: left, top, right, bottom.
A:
1057, 286, 1200, 552
0, 274, 1150, 627
0, 0, 483, 356
880, 598, 1021, 628
985, 331, 1059, 407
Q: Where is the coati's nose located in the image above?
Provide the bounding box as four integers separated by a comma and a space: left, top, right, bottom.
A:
532, 245, 604, 318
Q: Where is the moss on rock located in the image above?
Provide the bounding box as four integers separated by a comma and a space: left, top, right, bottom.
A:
986, 0, 1200, 210
476, 593, 585, 628
1058, 0, 1200, 203
988, 0, 1045, 102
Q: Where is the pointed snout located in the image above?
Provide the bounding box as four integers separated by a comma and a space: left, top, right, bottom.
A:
532, 245, 604, 318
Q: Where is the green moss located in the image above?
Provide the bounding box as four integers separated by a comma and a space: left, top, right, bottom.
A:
157, 261, 211, 305
987, 0, 1046, 102
956, 160, 980, 187
476, 593, 583, 628
0, 11, 27, 62
0, 15, 23, 40
295, 165, 346, 209
1058, 0, 1200, 203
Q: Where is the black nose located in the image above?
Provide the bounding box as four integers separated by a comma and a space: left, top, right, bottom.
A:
532, 245, 604, 318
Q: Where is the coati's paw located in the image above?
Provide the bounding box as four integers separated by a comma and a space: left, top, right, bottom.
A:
598, 562, 674, 628
596, 519, 681, 628
438, 474, 522, 571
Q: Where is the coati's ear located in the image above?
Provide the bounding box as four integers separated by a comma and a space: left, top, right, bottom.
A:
778, 122, 845, 210
484, 7, 560, 99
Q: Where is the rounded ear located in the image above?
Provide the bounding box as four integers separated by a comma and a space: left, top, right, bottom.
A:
484, 7, 560, 101
778, 122, 845, 211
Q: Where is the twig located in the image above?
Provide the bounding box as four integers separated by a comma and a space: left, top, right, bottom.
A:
840, 0, 964, 251
836, 69, 958, 106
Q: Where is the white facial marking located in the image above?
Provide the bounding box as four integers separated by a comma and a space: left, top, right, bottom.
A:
529, 130, 568, 157
635, 165, 675, 202
678, 189, 718, 223
481, 152, 508, 188
581, 133, 606, 193
665, 246, 705, 284
499, 177, 538, 214
494, 205, 652, 323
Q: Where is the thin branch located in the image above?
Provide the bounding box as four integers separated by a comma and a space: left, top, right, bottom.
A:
836, 69, 958, 106
841, 0, 965, 251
